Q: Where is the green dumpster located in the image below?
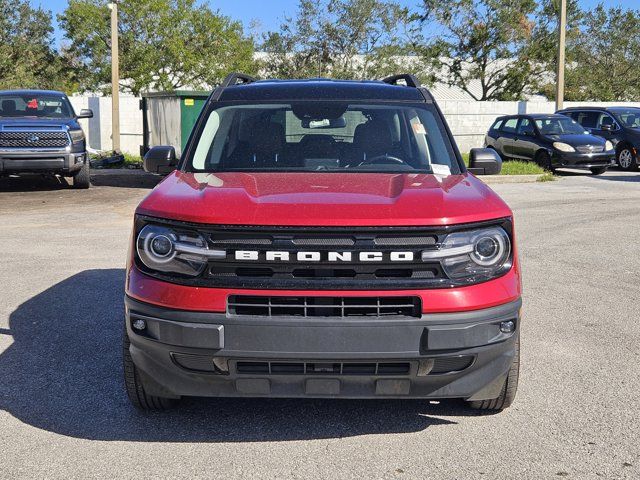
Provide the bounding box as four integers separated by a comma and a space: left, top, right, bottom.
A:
140, 90, 210, 158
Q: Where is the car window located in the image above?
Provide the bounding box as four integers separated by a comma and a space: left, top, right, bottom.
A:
611, 109, 640, 128
0, 93, 74, 118
516, 118, 535, 136
501, 118, 518, 134
490, 119, 504, 131
597, 113, 616, 129
189, 102, 461, 174
572, 111, 599, 129
535, 117, 587, 135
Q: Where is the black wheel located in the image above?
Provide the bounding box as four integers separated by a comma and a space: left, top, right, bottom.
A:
123, 332, 177, 411
535, 150, 554, 172
72, 162, 91, 189
590, 166, 607, 175
468, 335, 520, 411
616, 147, 638, 171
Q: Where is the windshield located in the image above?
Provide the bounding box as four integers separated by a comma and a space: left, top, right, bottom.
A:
535, 117, 587, 135
612, 109, 640, 128
0, 93, 74, 119
187, 102, 460, 174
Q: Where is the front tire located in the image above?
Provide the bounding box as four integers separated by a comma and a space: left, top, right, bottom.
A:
123, 332, 177, 411
72, 162, 91, 189
468, 335, 520, 411
535, 150, 554, 172
617, 147, 638, 171
590, 166, 607, 175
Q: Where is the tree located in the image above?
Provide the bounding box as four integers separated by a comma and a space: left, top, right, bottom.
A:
562, 4, 640, 101
59, 0, 257, 95
0, 0, 72, 91
410, 0, 543, 101
261, 0, 427, 82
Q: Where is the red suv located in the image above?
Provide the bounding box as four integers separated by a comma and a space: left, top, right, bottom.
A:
124, 73, 521, 411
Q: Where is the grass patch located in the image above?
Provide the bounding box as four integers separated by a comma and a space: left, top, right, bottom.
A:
461, 152, 554, 178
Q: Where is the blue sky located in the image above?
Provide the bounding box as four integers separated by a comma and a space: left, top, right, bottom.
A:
30, 0, 639, 47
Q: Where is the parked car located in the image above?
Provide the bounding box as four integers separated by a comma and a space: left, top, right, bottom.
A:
0, 89, 93, 188
485, 114, 615, 175
124, 73, 522, 412
557, 106, 640, 171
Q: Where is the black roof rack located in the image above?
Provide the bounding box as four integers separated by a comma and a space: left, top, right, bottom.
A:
381, 74, 421, 88
220, 72, 256, 88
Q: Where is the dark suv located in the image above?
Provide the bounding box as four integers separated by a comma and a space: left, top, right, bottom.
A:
484, 114, 615, 175
557, 106, 640, 171
0, 90, 93, 188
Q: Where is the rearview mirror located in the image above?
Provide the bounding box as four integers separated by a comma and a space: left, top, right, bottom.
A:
468, 148, 502, 175
144, 146, 178, 174
78, 109, 93, 119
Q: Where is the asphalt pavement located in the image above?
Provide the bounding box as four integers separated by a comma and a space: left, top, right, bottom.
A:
0, 170, 638, 479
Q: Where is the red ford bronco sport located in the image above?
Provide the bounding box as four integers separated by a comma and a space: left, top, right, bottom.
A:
124, 73, 521, 411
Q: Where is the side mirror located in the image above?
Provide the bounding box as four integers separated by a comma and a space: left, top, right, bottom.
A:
468, 148, 502, 175
78, 109, 93, 119
600, 124, 612, 131
144, 146, 178, 174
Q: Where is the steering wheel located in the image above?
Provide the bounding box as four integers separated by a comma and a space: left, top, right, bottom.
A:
358, 154, 405, 166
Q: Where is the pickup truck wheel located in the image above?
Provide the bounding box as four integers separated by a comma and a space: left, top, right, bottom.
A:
590, 167, 608, 175
123, 332, 177, 411
72, 162, 91, 189
467, 335, 519, 411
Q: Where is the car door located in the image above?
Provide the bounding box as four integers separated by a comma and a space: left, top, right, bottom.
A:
497, 117, 519, 157
591, 112, 622, 145
513, 117, 538, 160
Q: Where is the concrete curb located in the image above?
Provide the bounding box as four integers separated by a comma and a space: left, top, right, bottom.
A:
480, 174, 549, 184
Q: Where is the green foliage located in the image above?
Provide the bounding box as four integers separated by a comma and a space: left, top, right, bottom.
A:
59, 0, 257, 95
260, 0, 431, 83
0, 0, 73, 91
410, 0, 541, 101
562, 4, 640, 101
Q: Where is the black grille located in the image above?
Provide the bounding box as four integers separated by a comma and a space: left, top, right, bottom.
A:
430, 356, 474, 374
0, 130, 69, 148
228, 295, 421, 318
236, 361, 411, 376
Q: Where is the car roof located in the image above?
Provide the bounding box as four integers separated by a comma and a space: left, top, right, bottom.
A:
558, 106, 640, 112
218, 79, 426, 102
0, 89, 67, 96
495, 113, 567, 120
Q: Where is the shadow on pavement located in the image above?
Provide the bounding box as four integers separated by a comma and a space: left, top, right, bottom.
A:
0, 269, 485, 442
0, 174, 70, 192
90, 170, 162, 189
589, 173, 640, 183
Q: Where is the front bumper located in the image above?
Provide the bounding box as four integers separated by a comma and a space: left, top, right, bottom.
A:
0, 149, 86, 174
125, 295, 521, 400
551, 150, 616, 169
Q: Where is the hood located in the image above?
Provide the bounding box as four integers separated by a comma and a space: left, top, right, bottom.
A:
136, 171, 512, 227
0, 116, 78, 129
544, 133, 606, 146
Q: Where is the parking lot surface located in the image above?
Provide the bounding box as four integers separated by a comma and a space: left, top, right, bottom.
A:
0, 171, 638, 479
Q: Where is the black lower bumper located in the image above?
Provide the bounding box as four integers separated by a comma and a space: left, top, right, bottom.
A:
125, 296, 521, 400
0, 151, 85, 174
552, 151, 616, 169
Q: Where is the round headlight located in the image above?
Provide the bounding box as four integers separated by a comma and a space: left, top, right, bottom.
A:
136, 224, 208, 276
471, 231, 508, 266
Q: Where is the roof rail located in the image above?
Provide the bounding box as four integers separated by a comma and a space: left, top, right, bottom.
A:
220, 72, 256, 88
381, 74, 421, 88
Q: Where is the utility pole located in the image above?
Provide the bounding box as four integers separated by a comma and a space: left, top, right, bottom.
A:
555, 0, 567, 111
108, 1, 120, 152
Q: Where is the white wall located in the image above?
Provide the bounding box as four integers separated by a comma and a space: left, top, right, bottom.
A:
68, 95, 640, 156
69, 96, 142, 155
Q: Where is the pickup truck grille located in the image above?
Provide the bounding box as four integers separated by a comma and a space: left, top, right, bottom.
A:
0, 130, 69, 148
228, 295, 421, 318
